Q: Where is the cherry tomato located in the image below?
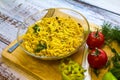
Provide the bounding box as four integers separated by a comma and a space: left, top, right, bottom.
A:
86, 31, 104, 49
88, 48, 108, 69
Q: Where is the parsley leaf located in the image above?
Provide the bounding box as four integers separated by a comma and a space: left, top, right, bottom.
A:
102, 22, 120, 44
33, 24, 40, 33
34, 41, 47, 53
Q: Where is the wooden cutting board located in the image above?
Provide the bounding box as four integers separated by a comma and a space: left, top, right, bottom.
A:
2, 39, 86, 80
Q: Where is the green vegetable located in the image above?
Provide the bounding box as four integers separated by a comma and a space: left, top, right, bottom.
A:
62, 72, 71, 80
59, 58, 86, 80
102, 22, 120, 44
34, 41, 47, 53
106, 46, 120, 79
102, 72, 117, 80
33, 24, 40, 33
110, 67, 120, 79
102, 22, 120, 79
111, 48, 120, 68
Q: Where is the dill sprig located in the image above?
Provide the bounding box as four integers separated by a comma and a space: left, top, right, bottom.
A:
102, 22, 120, 44
102, 22, 120, 79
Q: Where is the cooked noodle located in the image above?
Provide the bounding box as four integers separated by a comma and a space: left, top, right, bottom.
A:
22, 17, 84, 57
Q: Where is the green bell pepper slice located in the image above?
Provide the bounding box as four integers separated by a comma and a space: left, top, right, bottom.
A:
102, 72, 118, 80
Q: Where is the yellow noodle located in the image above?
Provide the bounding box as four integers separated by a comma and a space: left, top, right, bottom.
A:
22, 17, 84, 57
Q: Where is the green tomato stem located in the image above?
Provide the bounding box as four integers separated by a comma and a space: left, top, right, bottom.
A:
94, 48, 99, 56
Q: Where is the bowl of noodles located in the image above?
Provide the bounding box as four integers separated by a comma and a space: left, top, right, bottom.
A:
17, 8, 90, 60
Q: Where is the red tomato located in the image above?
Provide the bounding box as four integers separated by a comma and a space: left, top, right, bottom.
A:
86, 31, 104, 49
88, 48, 108, 69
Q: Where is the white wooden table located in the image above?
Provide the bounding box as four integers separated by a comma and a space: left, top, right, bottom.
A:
0, 0, 120, 80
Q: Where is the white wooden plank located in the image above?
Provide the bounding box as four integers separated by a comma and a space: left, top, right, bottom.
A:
0, 41, 7, 55
0, 62, 32, 80
0, 0, 105, 44
66, 0, 120, 25
80, 0, 120, 15
0, 0, 104, 24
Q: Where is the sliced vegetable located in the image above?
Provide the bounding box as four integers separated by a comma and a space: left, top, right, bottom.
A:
59, 58, 86, 80
102, 72, 117, 80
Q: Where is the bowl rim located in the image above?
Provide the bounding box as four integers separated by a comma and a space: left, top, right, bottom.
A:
17, 8, 90, 60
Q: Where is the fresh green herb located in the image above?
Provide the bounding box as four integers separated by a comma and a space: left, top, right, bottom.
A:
110, 48, 120, 67
110, 67, 120, 79
33, 24, 40, 33
102, 22, 120, 79
34, 41, 47, 53
93, 69, 100, 77
104, 60, 111, 68
105, 41, 120, 79
102, 22, 120, 43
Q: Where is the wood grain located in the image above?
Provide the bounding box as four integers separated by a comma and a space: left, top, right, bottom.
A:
2, 40, 85, 80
